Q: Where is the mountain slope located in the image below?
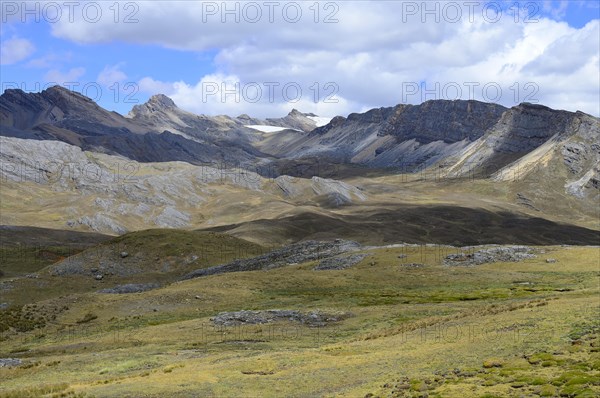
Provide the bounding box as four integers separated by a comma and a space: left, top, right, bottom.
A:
0, 87, 317, 168
0, 135, 371, 234
256, 100, 507, 170
439, 103, 600, 202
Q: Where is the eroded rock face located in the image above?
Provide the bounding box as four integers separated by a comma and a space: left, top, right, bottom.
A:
562, 143, 589, 175
448, 104, 599, 175
485, 103, 575, 154
268, 100, 507, 171
378, 100, 506, 144
311, 176, 366, 202
562, 141, 599, 198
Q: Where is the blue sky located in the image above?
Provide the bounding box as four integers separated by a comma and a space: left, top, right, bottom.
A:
1, 1, 599, 117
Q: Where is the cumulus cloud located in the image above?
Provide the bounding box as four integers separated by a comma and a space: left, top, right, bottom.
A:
522, 20, 599, 75
44, 1, 600, 116
138, 73, 357, 118
138, 77, 176, 96
0, 37, 35, 65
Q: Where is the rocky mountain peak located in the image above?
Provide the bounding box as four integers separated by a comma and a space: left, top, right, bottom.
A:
0, 85, 109, 131
41, 85, 95, 107
148, 94, 177, 109
1, 86, 96, 111
129, 94, 178, 118
288, 109, 317, 117
1, 88, 28, 101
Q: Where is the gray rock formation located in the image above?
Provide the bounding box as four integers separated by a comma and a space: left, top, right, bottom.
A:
0, 358, 22, 368
183, 239, 360, 279
259, 100, 506, 171
314, 254, 367, 270
0, 135, 372, 234
98, 283, 160, 294
4, 87, 596, 189
444, 104, 599, 177
211, 309, 350, 327
0, 87, 263, 168
443, 246, 536, 266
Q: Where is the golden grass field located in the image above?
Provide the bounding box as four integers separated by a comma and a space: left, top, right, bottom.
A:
1, 238, 598, 397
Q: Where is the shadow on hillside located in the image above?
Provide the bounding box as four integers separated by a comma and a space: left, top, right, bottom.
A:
201, 205, 600, 246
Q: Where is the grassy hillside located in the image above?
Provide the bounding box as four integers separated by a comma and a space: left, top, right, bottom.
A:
1, 243, 597, 397
0, 229, 266, 307
0, 226, 111, 279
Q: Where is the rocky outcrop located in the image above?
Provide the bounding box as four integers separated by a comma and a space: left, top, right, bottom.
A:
377, 100, 506, 143
0, 135, 375, 234
211, 309, 350, 327
311, 176, 366, 201
562, 142, 589, 174
98, 283, 160, 294
314, 254, 367, 270
443, 246, 536, 266
182, 239, 360, 279
67, 215, 128, 235
0, 358, 22, 368
273, 174, 367, 205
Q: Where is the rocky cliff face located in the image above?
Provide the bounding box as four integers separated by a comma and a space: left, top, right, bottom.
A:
439, 103, 599, 200
261, 100, 506, 171
443, 104, 598, 172
372, 100, 505, 143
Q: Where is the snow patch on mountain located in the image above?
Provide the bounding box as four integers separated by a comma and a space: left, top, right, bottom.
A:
307, 116, 332, 127
245, 125, 300, 133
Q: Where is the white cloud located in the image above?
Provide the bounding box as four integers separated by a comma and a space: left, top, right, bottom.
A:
45, 1, 600, 116
97, 64, 127, 87
0, 37, 35, 65
44, 67, 86, 84
137, 73, 356, 118
522, 20, 599, 75
138, 77, 176, 96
